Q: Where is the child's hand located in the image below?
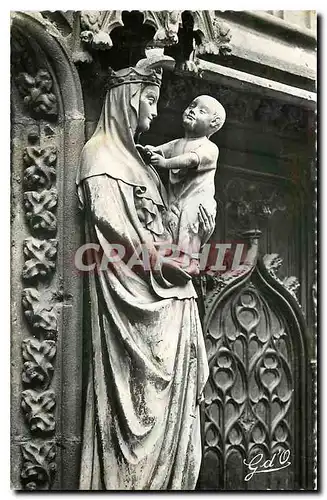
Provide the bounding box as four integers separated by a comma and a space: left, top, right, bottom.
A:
150, 152, 166, 168
144, 145, 156, 153
136, 144, 152, 164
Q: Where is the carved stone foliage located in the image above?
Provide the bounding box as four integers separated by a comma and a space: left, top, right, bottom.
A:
22, 288, 58, 339
263, 253, 301, 304
15, 69, 58, 119
22, 338, 56, 390
22, 237, 57, 281
21, 389, 56, 434
74, 10, 232, 67
24, 189, 58, 235
21, 440, 56, 490
162, 11, 232, 74
80, 11, 122, 50
11, 30, 58, 120
17, 102, 59, 489
195, 14, 232, 56
77, 10, 178, 62
151, 11, 182, 47
23, 146, 57, 191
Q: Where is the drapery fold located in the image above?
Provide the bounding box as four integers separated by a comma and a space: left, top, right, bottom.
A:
79, 176, 209, 490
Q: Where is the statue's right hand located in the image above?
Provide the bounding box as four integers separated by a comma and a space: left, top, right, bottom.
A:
161, 259, 192, 286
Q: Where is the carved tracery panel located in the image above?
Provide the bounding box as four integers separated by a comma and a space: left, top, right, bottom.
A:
199, 257, 312, 490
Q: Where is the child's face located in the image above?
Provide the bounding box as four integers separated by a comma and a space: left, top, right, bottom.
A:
182, 97, 218, 136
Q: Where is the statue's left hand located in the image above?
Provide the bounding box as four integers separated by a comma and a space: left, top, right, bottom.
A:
198, 204, 215, 244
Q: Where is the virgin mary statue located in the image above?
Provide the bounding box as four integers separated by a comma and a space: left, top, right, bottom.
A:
76, 54, 209, 490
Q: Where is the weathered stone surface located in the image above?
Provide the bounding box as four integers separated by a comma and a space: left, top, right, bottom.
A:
11, 11, 85, 491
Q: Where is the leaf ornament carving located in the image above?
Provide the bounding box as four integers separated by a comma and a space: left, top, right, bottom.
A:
22, 238, 57, 280
17, 64, 59, 490
22, 338, 56, 389
80, 11, 123, 49
21, 440, 56, 490
263, 253, 301, 303
212, 18, 232, 55
22, 288, 57, 339
193, 14, 232, 57
152, 11, 181, 46
24, 189, 57, 234
23, 146, 57, 191
15, 69, 58, 119
21, 389, 56, 434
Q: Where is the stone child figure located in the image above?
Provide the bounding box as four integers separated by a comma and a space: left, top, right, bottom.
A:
143, 95, 226, 273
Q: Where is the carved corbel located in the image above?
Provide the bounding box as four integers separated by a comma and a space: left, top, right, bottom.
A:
80, 11, 123, 50
193, 11, 232, 57
73, 10, 124, 62
165, 11, 232, 75
151, 11, 182, 47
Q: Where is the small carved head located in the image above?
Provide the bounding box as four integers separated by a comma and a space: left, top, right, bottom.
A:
183, 95, 226, 137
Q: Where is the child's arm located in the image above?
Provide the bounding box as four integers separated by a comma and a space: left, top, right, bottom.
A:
150, 151, 199, 170
143, 140, 177, 158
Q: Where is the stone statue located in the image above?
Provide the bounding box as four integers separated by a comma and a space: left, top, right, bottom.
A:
140, 94, 226, 275
76, 54, 213, 490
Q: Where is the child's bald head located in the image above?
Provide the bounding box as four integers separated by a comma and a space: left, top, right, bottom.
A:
196, 95, 226, 136
183, 95, 226, 138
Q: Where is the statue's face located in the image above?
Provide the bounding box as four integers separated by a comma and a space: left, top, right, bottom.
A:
183, 96, 220, 137
137, 85, 160, 133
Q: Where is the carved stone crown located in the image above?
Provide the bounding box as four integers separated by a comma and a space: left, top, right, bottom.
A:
107, 50, 175, 90
107, 66, 162, 90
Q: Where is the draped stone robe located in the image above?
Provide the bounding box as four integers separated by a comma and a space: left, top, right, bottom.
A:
77, 80, 209, 490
